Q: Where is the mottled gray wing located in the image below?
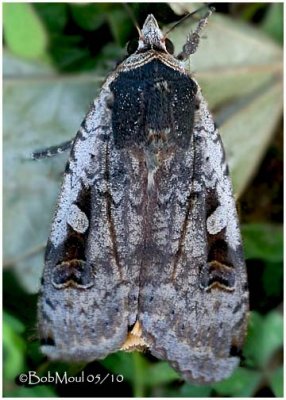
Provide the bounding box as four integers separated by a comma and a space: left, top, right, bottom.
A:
38, 83, 143, 361
138, 86, 249, 384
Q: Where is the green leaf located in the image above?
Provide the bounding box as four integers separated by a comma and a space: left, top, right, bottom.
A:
213, 367, 261, 397
50, 37, 91, 71
4, 310, 25, 334
178, 384, 212, 397
101, 352, 135, 381
101, 352, 149, 396
262, 261, 283, 298
40, 361, 86, 378
3, 53, 97, 293
130, 352, 148, 397
261, 3, 283, 44
70, 4, 106, 31
269, 366, 283, 397
145, 361, 179, 386
243, 311, 283, 369
107, 9, 133, 45
33, 3, 68, 33
101, 352, 179, 396
3, 312, 26, 381
242, 223, 283, 262
240, 4, 266, 21
6, 385, 56, 398
3, 3, 47, 59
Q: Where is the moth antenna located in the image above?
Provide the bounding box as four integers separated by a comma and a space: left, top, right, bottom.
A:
192, 6, 215, 38
164, 4, 213, 37
122, 3, 141, 36
31, 139, 74, 160
177, 6, 215, 60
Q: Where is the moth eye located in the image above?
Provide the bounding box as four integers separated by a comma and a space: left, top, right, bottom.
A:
127, 38, 139, 55
165, 38, 174, 54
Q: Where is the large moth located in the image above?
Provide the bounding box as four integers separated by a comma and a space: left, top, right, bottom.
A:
38, 9, 249, 384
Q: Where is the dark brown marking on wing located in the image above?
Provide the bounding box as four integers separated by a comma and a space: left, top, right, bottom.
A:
224, 163, 229, 176
229, 343, 242, 357
199, 260, 235, 291
206, 187, 220, 218
208, 236, 233, 267
233, 302, 242, 314
52, 259, 94, 289
48, 184, 94, 288
104, 143, 123, 279
44, 297, 56, 311
200, 224, 237, 291
201, 185, 240, 291
205, 180, 239, 276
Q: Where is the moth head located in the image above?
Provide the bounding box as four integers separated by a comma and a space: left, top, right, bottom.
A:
137, 14, 169, 53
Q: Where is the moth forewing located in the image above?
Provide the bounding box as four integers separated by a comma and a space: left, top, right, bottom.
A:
38, 9, 248, 384
138, 83, 248, 383
38, 85, 134, 361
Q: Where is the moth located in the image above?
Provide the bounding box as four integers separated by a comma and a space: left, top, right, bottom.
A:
38, 9, 249, 384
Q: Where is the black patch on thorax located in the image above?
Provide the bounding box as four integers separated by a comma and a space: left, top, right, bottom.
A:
110, 58, 197, 149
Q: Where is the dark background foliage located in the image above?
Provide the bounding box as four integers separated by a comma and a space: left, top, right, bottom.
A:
3, 2, 283, 397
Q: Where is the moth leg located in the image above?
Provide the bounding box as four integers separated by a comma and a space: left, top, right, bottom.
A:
177, 8, 214, 60
32, 139, 74, 160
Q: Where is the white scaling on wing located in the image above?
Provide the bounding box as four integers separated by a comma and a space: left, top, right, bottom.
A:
67, 204, 89, 233
153, 210, 170, 247
110, 189, 124, 207
78, 125, 89, 139
196, 87, 241, 249
129, 181, 144, 206
128, 211, 143, 250
50, 173, 72, 246
49, 85, 114, 248
183, 199, 205, 259
147, 167, 158, 192
175, 147, 194, 205
93, 203, 114, 255
207, 205, 227, 235
50, 142, 93, 247
176, 179, 190, 205
192, 180, 202, 193
129, 153, 140, 175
